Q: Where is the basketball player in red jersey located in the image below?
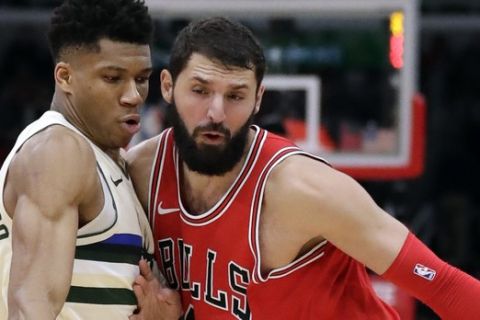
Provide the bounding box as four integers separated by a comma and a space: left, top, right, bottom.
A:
127, 17, 480, 319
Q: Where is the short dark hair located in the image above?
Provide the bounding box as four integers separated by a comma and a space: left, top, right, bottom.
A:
169, 17, 266, 89
48, 0, 153, 61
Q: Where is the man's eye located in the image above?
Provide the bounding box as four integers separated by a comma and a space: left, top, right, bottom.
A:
193, 88, 208, 95
228, 94, 244, 101
103, 76, 120, 83
135, 77, 149, 84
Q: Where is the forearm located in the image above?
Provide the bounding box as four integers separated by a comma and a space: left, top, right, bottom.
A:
8, 199, 77, 319
381, 232, 480, 319
8, 253, 73, 320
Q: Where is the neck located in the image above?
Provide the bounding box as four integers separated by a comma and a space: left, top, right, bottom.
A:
50, 90, 88, 138
50, 90, 121, 165
50, 90, 72, 115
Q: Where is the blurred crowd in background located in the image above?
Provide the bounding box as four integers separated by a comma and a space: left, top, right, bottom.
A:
1, 1, 480, 319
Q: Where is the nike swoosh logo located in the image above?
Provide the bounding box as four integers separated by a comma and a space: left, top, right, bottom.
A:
111, 176, 123, 187
158, 201, 180, 215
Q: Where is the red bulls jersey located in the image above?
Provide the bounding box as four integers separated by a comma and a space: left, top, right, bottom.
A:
149, 126, 399, 319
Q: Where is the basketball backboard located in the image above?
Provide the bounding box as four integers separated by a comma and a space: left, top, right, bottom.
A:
146, 0, 424, 180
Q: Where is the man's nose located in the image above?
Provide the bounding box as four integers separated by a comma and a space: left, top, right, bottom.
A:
120, 80, 143, 107
206, 94, 226, 123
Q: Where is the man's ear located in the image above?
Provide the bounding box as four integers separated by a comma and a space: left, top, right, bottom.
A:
253, 84, 265, 114
160, 69, 174, 104
54, 62, 73, 94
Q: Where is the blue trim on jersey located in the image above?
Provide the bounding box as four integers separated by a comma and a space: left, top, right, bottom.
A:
101, 233, 142, 247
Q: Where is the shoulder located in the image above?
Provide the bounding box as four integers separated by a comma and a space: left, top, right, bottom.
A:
264, 152, 388, 233
267, 154, 356, 198
14, 124, 94, 166
126, 135, 162, 175
264, 154, 368, 225
126, 134, 162, 210
16, 125, 94, 168
8, 125, 97, 202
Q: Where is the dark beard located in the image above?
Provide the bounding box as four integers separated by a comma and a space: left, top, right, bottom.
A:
166, 102, 254, 176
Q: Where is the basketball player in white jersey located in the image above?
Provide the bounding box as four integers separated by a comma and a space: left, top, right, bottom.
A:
0, 0, 180, 319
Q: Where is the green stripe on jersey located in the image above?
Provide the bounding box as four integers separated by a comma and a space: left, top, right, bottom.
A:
66, 286, 137, 305
75, 243, 141, 265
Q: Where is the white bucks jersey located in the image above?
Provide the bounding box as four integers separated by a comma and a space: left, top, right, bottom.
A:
0, 111, 154, 319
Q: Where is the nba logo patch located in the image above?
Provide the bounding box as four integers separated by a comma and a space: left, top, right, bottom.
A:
413, 263, 436, 281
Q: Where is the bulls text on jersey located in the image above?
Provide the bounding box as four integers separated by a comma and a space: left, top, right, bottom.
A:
159, 238, 251, 320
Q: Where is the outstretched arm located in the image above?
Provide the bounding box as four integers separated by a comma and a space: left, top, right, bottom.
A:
264, 156, 408, 274
129, 259, 182, 320
267, 155, 480, 318
6, 127, 98, 319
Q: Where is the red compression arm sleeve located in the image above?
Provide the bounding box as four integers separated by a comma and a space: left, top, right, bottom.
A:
381, 232, 480, 319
